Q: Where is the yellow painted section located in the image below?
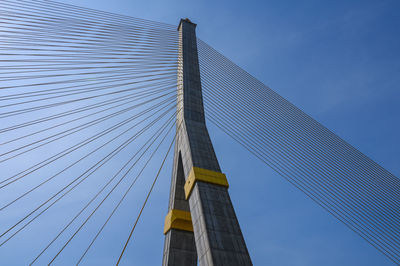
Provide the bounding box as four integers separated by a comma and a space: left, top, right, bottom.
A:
184, 167, 229, 199
163, 209, 193, 234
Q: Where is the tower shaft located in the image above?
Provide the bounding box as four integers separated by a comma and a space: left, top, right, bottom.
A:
162, 19, 252, 266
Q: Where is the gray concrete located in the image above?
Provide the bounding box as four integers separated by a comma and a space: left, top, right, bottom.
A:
162, 19, 252, 266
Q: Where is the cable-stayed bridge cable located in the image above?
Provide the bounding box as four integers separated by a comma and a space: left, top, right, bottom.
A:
197, 38, 400, 264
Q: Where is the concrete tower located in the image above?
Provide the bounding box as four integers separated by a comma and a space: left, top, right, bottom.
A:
162, 19, 252, 266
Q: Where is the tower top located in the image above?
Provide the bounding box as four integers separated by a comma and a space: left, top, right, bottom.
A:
177, 18, 197, 30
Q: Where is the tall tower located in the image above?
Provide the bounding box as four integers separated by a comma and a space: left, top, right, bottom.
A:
162, 19, 252, 266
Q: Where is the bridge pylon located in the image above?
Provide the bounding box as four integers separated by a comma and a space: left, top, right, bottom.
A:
162, 18, 252, 266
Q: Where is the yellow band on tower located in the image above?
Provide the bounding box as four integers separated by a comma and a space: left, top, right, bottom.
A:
184, 166, 229, 200
163, 209, 193, 234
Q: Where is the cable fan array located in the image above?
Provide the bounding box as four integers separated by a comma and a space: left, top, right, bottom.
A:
0, 0, 178, 264
197, 38, 400, 265
0, 0, 398, 265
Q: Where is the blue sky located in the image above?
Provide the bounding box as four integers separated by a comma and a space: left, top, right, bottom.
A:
1, 0, 399, 265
